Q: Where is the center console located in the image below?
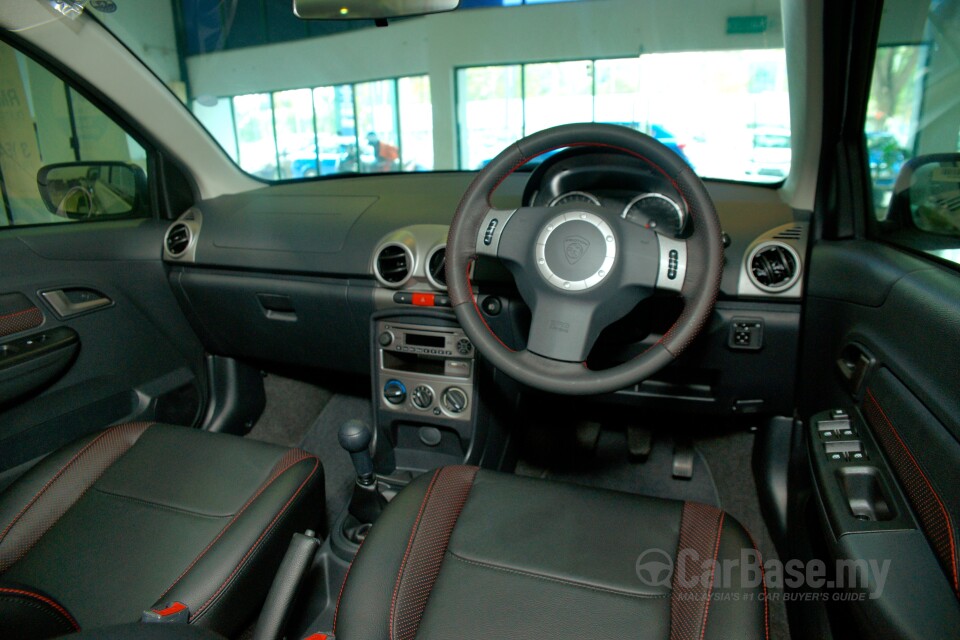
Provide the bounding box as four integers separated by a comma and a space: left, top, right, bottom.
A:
371, 313, 478, 472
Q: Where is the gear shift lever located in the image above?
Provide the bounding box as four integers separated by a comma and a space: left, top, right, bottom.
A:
338, 420, 386, 526
338, 419, 375, 486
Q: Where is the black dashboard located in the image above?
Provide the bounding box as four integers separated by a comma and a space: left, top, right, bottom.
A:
162, 153, 809, 415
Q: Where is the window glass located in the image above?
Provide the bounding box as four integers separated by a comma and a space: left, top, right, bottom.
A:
456, 51, 789, 179
0, 41, 148, 227
457, 66, 523, 170
524, 61, 594, 134
96, 0, 791, 184
233, 93, 278, 180
398, 76, 434, 171
314, 85, 359, 175
355, 80, 400, 173
274, 88, 317, 179
867, 0, 960, 265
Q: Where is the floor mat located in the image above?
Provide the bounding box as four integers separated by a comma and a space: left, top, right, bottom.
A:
517, 429, 720, 507
298, 393, 372, 527
246, 374, 333, 448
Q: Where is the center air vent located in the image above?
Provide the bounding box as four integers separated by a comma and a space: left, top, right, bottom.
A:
374, 243, 414, 287
747, 242, 801, 292
426, 245, 447, 290
165, 223, 191, 257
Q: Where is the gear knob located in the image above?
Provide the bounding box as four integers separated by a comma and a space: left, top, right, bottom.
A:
338, 420, 374, 483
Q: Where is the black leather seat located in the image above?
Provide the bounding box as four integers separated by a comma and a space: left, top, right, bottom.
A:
0, 422, 324, 639
335, 466, 767, 640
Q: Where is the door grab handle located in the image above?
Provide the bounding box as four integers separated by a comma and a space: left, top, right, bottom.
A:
40, 288, 113, 318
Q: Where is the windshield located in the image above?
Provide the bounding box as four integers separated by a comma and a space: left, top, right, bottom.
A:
97, 0, 790, 183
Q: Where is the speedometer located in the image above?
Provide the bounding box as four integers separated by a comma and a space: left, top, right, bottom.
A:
548, 191, 601, 207
621, 193, 686, 236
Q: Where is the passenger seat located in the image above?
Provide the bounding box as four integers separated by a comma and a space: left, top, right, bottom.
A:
0, 422, 324, 639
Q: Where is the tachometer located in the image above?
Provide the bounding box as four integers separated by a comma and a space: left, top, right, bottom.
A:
621, 193, 686, 236
548, 191, 601, 207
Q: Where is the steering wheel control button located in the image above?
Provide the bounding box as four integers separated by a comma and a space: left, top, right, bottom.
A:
483, 218, 499, 245
476, 208, 516, 256
383, 379, 407, 405
655, 235, 687, 292
441, 387, 468, 414
535, 212, 616, 291
411, 385, 434, 409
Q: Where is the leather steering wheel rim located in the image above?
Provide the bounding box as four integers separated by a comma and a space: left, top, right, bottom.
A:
446, 123, 723, 396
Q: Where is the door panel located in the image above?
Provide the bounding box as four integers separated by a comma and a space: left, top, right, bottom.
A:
799, 239, 960, 637
0, 220, 206, 483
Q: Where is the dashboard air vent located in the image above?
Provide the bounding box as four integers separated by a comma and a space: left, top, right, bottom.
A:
165, 223, 191, 257
772, 225, 803, 240
426, 246, 447, 289
374, 244, 413, 287
748, 242, 801, 292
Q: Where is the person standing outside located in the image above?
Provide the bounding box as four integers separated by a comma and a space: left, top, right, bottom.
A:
366, 132, 399, 172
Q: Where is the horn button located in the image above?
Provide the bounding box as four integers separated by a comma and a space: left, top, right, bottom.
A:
535, 212, 617, 291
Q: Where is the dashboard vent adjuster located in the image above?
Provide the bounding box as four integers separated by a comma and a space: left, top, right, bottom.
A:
748, 242, 801, 292
375, 244, 413, 287
772, 225, 803, 240
165, 223, 191, 257
426, 246, 447, 289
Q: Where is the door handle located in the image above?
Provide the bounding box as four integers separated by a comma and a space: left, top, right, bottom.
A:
40, 288, 113, 318
836, 342, 875, 399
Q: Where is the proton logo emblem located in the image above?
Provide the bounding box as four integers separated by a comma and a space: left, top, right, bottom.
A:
563, 236, 590, 265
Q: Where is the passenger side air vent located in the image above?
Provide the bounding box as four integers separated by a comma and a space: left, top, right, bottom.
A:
374, 243, 414, 287
772, 225, 804, 240
426, 245, 447, 290
747, 242, 801, 292
165, 223, 191, 257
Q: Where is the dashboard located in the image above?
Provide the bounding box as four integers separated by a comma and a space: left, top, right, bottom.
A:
161, 149, 809, 414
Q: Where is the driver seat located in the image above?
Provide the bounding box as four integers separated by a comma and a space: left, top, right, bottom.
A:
334, 466, 768, 640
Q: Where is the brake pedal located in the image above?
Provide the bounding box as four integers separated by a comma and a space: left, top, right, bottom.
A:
626, 426, 652, 462
672, 443, 695, 480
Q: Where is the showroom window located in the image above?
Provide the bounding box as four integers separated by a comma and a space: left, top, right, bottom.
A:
456, 50, 790, 181
192, 75, 432, 179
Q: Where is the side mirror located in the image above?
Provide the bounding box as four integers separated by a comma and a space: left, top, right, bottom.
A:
888, 153, 960, 237
36, 162, 147, 220
293, 0, 459, 20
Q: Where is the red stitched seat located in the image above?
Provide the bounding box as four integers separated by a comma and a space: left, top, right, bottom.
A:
333, 465, 768, 640
0, 422, 324, 639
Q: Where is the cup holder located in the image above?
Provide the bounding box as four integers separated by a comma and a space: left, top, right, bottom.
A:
836, 466, 896, 522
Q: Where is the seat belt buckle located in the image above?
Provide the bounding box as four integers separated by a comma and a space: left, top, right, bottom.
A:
142, 601, 190, 623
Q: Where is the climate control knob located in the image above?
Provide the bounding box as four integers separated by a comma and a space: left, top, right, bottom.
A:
412, 385, 434, 409
383, 379, 406, 405
441, 387, 468, 414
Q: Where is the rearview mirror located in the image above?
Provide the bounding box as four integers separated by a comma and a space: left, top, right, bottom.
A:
889, 153, 960, 237
293, 0, 459, 20
36, 162, 147, 220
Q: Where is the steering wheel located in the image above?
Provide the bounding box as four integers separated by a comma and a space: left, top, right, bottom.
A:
446, 123, 723, 395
